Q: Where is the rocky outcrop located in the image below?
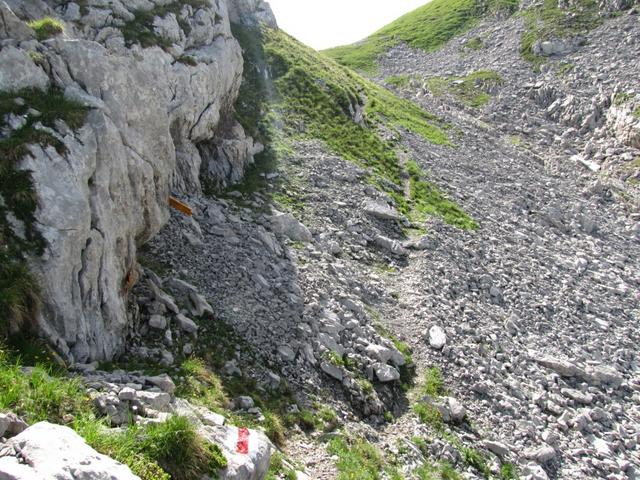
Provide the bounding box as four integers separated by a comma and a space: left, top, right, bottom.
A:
0, 0, 270, 362
0, 422, 139, 479
228, 0, 278, 28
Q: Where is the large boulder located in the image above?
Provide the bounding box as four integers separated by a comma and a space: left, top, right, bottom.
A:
270, 211, 312, 242
200, 424, 273, 480
0, 422, 140, 479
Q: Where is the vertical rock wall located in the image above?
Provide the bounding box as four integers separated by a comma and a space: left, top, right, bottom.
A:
0, 0, 272, 362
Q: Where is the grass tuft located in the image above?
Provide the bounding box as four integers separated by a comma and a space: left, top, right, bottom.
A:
427, 70, 503, 108
328, 436, 384, 480
28, 17, 64, 41
421, 367, 446, 397
461, 447, 491, 478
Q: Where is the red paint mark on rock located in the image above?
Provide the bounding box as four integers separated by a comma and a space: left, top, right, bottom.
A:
236, 427, 250, 454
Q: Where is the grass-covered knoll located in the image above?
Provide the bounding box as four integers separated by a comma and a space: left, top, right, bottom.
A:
121, 0, 209, 48
324, 0, 519, 73
0, 346, 227, 480
0, 88, 88, 336
27, 17, 64, 41
233, 25, 476, 229
427, 70, 503, 108
520, 0, 601, 65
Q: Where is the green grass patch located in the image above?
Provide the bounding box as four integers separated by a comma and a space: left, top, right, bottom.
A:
328, 436, 384, 480
385, 75, 413, 89
520, 0, 601, 65
413, 403, 444, 430
0, 348, 228, 480
0, 350, 91, 424
265, 451, 297, 480
406, 160, 478, 229
421, 367, 446, 397
79, 415, 227, 480
0, 88, 88, 336
427, 70, 503, 108
613, 92, 634, 106
415, 461, 462, 480
501, 462, 519, 480
28, 17, 64, 41
461, 447, 492, 478
634, 107, 640, 119
556, 62, 575, 76
324, 0, 518, 73
463, 36, 485, 51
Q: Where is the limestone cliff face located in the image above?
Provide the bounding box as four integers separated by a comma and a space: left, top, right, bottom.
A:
0, 0, 270, 362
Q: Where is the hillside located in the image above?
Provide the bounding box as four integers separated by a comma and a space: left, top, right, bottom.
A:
0, 0, 639, 479
324, 0, 519, 73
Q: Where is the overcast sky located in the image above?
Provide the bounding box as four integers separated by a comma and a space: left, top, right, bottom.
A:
267, 0, 429, 50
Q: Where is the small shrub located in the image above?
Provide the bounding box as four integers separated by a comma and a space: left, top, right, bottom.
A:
357, 378, 375, 396
318, 405, 339, 431
28, 17, 64, 41
440, 461, 463, 480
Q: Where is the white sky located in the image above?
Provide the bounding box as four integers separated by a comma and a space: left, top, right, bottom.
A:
267, 0, 430, 50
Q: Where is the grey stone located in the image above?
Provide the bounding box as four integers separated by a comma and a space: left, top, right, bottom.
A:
428, 325, 447, 350
175, 314, 199, 335
148, 314, 167, 330
373, 363, 400, 383
0, 46, 49, 92
118, 387, 136, 401
0, 422, 139, 479
146, 374, 176, 394
320, 361, 343, 381
137, 391, 171, 412
363, 200, 402, 221
270, 210, 312, 242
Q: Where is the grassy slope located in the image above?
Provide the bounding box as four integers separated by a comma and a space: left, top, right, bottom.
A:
324, 0, 518, 73
520, 0, 602, 64
234, 26, 476, 229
